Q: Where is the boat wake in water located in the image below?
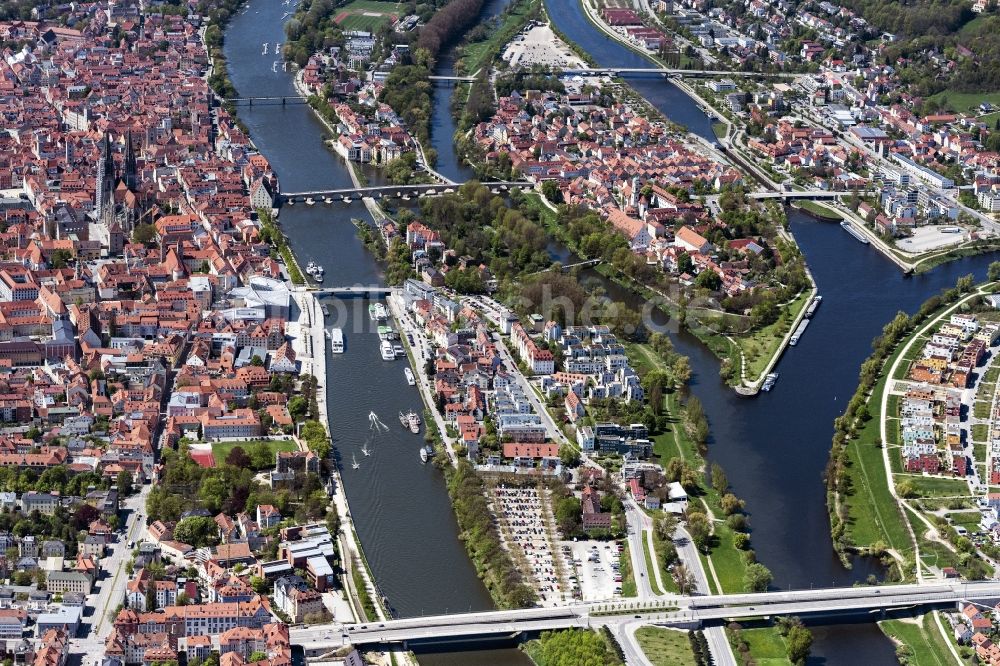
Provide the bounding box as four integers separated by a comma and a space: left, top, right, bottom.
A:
369, 410, 389, 432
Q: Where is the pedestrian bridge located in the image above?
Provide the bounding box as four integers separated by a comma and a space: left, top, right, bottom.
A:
292, 581, 1000, 654
280, 181, 533, 204
312, 286, 397, 298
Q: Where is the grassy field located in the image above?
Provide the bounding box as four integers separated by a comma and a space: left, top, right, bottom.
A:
945, 510, 982, 533
211, 439, 297, 466
926, 88, 1000, 115
880, 613, 957, 666
898, 475, 970, 498
642, 537, 663, 595
975, 401, 992, 419
841, 339, 916, 557
620, 539, 637, 597
973, 423, 989, 442
794, 200, 842, 220
635, 627, 697, 666
334, 0, 401, 32
729, 627, 791, 666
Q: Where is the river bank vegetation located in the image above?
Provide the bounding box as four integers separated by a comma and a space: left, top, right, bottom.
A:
257, 208, 305, 284
523, 628, 623, 666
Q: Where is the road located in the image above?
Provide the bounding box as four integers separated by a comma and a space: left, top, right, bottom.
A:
492, 335, 573, 448
625, 500, 655, 599
70, 483, 152, 656
672, 525, 737, 666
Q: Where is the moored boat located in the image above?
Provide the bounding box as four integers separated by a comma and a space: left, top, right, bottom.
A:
380, 340, 395, 361
761, 373, 778, 392
404, 368, 415, 385
330, 328, 344, 353
407, 411, 421, 434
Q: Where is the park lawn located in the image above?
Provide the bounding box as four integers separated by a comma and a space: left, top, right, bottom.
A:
903, 507, 962, 574
698, 493, 749, 594
973, 423, 989, 442
898, 475, 971, 498
889, 446, 904, 475
635, 627, 697, 666
211, 439, 297, 466
975, 443, 988, 464
975, 401, 993, 419
880, 614, 957, 666
729, 627, 791, 666
734, 290, 811, 381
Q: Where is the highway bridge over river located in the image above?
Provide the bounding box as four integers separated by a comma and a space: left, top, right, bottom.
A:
292, 581, 1000, 656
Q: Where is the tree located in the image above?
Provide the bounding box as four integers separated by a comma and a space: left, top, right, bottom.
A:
173, 516, 220, 548
541, 180, 563, 204
720, 493, 745, 515
116, 470, 133, 496
225, 446, 251, 469
132, 224, 157, 245
672, 563, 697, 594
786, 625, 813, 665
687, 512, 712, 552
654, 513, 678, 542
695, 269, 721, 291
49, 249, 73, 269
711, 463, 728, 493
288, 396, 308, 419
743, 562, 773, 592
989, 261, 1000, 282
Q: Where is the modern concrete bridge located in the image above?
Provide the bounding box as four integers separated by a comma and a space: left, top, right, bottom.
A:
292, 580, 1000, 655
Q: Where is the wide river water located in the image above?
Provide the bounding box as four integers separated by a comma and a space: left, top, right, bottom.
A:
223, 0, 999, 662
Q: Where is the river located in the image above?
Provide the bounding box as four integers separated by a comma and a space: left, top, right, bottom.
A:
224, 1, 534, 664
223, 0, 994, 663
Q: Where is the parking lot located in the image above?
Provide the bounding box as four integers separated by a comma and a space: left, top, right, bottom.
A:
564, 539, 622, 601
896, 225, 968, 253
502, 24, 586, 70
490, 484, 566, 606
